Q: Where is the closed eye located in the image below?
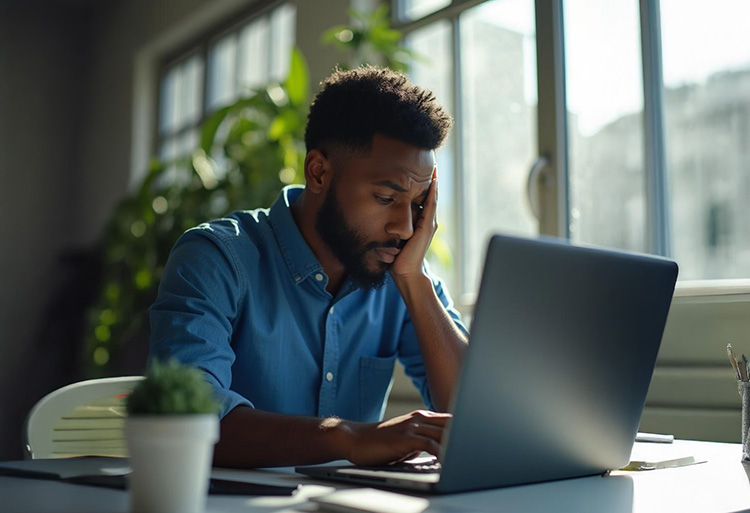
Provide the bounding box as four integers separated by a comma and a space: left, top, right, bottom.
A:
374, 194, 394, 205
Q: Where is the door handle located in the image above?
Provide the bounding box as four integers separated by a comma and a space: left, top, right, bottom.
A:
526, 155, 550, 221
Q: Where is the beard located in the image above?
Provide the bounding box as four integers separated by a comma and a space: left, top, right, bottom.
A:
316, 181, 398, 291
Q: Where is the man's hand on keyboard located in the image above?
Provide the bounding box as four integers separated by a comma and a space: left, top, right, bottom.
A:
339, 410, 451, 466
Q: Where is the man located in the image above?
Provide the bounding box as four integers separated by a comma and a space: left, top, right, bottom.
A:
150, 66, 469, 468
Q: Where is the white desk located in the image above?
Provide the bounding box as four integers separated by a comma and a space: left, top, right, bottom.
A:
1, 440, 749, 513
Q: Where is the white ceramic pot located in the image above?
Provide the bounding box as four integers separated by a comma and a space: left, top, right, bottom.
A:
125, 414, 219, 513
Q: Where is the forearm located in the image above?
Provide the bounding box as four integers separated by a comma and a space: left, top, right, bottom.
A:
214, 406, 353, 468
394, 274, 468, 411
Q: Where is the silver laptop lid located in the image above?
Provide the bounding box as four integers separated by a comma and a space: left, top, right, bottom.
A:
437, 235, 678, 493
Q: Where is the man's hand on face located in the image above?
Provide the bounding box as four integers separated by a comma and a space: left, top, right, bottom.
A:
390, 167, 438, 283
341, 410, 450, 466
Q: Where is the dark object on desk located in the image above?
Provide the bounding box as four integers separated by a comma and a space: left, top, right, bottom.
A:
298, 234, 679, 494
0, 456, 129, 480
0, 457, 298, 496
56, 475, 298, 496
209, 478, 298, 496
66, 474, 127, 489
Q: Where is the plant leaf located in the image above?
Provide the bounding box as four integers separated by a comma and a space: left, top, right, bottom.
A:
268, 109, 301, 141
370, 4, 391, 27
285, 47, 309, 107
321, 25, 349, 43
200, 95, 265, 153
370, 26, 402, 45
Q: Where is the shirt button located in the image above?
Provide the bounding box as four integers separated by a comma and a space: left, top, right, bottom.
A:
329, 306, 335, 315
326, 372, 334, 382
315, 273, 324, 282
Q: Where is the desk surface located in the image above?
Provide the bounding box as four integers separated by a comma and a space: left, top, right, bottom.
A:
2, 440, 749, 513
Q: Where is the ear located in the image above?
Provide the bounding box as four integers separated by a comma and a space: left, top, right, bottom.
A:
303, 149, 331, 195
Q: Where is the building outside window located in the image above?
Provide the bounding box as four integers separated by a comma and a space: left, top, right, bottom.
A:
396, 0, 750, 300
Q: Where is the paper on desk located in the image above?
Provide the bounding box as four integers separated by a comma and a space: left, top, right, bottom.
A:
312, 488, 430, 513
310, 488, 481, 513
621, 442, 707, 471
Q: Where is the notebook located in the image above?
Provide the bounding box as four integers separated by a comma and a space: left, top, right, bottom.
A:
296, 234, 679, 494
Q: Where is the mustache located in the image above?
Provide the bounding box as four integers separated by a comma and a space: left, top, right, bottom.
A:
364, 239, 405, 251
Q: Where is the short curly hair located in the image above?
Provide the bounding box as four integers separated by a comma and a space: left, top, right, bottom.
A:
305, 66, 453, 155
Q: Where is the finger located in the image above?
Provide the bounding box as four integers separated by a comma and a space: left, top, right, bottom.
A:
413, 423, 444, 443
393, 450, 422, 464
413, 409, 451, 418
434, 166, 438, 203
410, 435, 441, 458
421, 173, 438, 224
412, 410, 452, 427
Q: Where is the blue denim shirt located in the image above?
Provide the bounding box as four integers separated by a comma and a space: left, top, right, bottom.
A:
149, 185, 467, 422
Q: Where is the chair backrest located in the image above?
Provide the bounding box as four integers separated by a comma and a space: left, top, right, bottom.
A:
24, 376, 144, 459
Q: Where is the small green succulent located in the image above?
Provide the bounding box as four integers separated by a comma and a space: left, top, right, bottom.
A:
127, 359, 220, 415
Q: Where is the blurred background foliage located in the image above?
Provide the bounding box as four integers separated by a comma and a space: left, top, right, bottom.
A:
322, 4, 419, 72
84, 5, 447, 376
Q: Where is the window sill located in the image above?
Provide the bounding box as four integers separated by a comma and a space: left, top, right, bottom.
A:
674, 279, 750, 298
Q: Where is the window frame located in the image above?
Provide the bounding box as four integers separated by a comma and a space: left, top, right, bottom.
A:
153, 0, 291, 163
393, 0, 683, 298
393, 0, 569, 300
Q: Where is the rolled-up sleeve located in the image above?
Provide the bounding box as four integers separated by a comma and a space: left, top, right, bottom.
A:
397, 262, 469, 411
149, 227, 253, 418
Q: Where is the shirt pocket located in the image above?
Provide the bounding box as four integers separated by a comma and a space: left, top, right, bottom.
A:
359, 355, 397, 422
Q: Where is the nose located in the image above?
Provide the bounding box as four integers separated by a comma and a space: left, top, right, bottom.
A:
385, 201, 414, 241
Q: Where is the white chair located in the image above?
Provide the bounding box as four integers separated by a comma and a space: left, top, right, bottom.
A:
24, 376, 144, 459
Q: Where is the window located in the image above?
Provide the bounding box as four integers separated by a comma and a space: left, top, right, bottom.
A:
660, 0, 750, 280
397, 0, 750, 293
156, 3, 296, 168
564, 0, 647, 253
403, 0, 538, 298
399, 0, 451, 21
458, 1, 537, 294
406, 20, 458, 293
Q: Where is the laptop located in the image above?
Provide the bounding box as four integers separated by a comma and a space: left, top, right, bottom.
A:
296, 234, 679, 494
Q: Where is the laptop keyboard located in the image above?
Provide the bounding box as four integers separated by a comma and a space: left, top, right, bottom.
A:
362, 458, 442, 473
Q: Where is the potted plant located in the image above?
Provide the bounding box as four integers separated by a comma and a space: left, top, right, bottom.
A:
125, 359, 220, 513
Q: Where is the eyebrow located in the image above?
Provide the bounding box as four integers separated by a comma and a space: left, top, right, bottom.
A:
371, 180, 431, 198
371, 180, 408, 193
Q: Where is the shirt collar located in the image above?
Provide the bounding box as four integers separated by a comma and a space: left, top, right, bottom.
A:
269, 185, 325, 284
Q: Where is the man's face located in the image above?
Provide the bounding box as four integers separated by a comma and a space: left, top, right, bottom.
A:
316, 134, 435, 290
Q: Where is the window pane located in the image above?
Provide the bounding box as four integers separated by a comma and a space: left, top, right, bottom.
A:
460, 0, 538, 294
238, 18, 269, 92
269, 4, 296, 82
661, 0, 750, 279
159, 136, 179, 162
158, 136, 181, 186
181, 55, 204, 128
406, 20, 457, 295
564, 0, 646, 253
179, 129, 199, 158
206, 34, 238, 112
159, 67, 180, 135
400, 0, 451, 21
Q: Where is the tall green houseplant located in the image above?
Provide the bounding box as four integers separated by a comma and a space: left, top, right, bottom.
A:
85, 49, 309, 375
